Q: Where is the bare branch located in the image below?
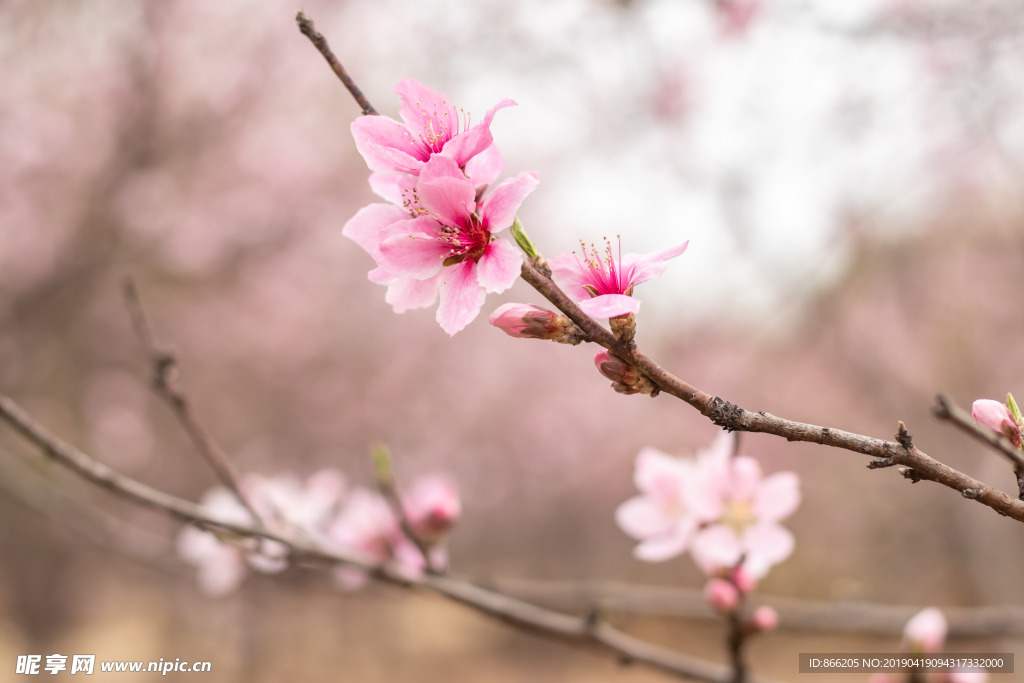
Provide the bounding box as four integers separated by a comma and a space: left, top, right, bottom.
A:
518, 262, 1024, 523
0, 393, 778, 683
295, 12, 378, 116
122, 278, 261, 524
488, 577, 1024, 637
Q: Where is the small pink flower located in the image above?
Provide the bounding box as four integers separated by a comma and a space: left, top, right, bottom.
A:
615, 447, 700, 561
688, 433, 801, 580
328, 488, 424, 590
403, 475, 461, 545
972, 399, 1021, 447
731, 564, 757, 595
176, 488, 254, 596
594, 349, 641, 385
704, 578, 739, 613
351, 78, 515, 176
750, 606, 778, 631
902, 607, 947, 654
550, 238, 688, 319
344, 154, 538, 335
489, 303, 570, 340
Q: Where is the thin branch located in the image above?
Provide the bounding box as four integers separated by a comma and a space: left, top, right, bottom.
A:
0, 394, 778, 683
518, 261, 1024, 524
295, 12, 378, 116
122, 278, 261, 524
487, 577, 1024, 637
371, 443, 435, 571
933, 393, 1024, 471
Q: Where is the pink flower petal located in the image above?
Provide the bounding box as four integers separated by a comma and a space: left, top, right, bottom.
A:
633, 518, 696, 562
724, 456, 762, 501
972, 399, 1021, 447
752, 472, 801, 523
351, 116, 425, 173
903, 607, 947, 653
418, 176, 476, 230
622, 241, 689, 287
368, 268, 397, 285
475, 238, 522, 294
342, 203, 408, 254
395, 78, 458, 145
464, 142, 504, 187
436, 260, 486, 336
690, 524, 741, 575
740, 521, 794, 567
634, 447, 689, 500
548, 252, 593, 301
441, 98, 517, 167
378, 229, 450, 280
385, 273, 442, 313
419, 154, 467, 184
479, 171, 539, 232
578, 294, 642, 319
368, 173, 405, 205
615, 496, 673, 539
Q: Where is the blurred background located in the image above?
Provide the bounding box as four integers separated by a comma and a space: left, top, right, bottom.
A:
1, 0, 1024, 680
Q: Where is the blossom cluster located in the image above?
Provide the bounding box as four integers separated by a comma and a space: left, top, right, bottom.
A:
616, 430, 800, 607
177, 470, 460, 595
343, 79, 689, 340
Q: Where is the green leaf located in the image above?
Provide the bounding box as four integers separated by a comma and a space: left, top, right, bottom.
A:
510, 216, 539, 259
1007, 393, 1023, 427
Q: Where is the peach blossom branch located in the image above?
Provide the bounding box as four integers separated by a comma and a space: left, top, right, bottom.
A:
518, 261, 1024, 524
0, 393, 778, 683
122, 277, 263, 525
933, 393, 1024, 498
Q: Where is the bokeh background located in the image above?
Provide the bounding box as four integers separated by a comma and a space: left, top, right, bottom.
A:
1, 0, 1024, 680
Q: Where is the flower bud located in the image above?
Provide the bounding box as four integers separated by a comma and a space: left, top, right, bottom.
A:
972, 399, 1021, 447
489, 303, 579, 342
750, 606, 778, 632
704, 578, 740, 613
902, 607, 946, 653
404, 476, 461, 545
731, 564, 757, 595
594, 350, 640, 385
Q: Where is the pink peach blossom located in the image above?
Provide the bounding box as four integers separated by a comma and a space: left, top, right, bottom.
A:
704, 578, 739, 613
344, 154, 538, 335
972, 399, 1021, 447
751, 605, 778, 631
351, 78, 515, 176
688, 441, 801, 580
549, 237, 688, 319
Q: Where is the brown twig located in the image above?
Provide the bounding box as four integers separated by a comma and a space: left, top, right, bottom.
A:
0, 394, 776, 683
371, 442, 436, 571
295, 12, 378, 116
122, 278, 261, 524
488, 577, 1024, 637
518, 261, 1024, 523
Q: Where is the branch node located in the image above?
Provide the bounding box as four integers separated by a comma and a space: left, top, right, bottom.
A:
962, 488, 983, 500
867, 458, 895, 469
899, 467, 924, 483
706, 397, 745, 431
896, 421, 914, 450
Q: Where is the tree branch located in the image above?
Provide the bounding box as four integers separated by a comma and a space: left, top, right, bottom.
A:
518, 262, 1024, 523
295, 12, 378, 116
0, 393, 778, 683
123, 278, 262, 524
487, 577, 1024, 637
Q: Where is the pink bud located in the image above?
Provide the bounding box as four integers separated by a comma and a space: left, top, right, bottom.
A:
404, 476, 461, 545
594, 350, 640, 385
731, 565, 757, 595
902, 607, 946, 653
751, 606, 778, 632
489, 303, 568, 340
704, 578, 740, 613
972, 399, 1021, 447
